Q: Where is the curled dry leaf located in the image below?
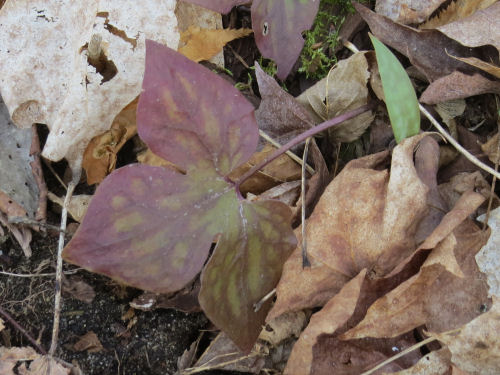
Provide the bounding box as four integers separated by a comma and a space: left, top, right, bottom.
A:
387, 348, 452, 375
259, 311, 307, 347
48, 193, 91, 223
0, 0, 179, 167
82, 98, 138, 185
270, 134, 433, 320
343, 206, 490, 340
420, 0, 497, 29
297, 52, 374, 143
430, 297, 500, 375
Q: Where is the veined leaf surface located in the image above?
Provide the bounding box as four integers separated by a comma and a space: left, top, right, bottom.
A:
63, 40, 296, 351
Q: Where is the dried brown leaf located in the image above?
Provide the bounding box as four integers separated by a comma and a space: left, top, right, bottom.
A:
179, 26, 252, 62
259, 311, 307, 347
72, 331, 103, 353
431, 297, 500, 374
420, 0, 497, 29
386, 348, 451, 375
375, 0, 447, 24
297, 52, 374, 143
62, 276, 95, 304
284, 270, 367, 375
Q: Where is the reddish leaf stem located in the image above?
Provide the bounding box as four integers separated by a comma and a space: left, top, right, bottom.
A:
0, 306, 47, 354
235, 103, 374, 194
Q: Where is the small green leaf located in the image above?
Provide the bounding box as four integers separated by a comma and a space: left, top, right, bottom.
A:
369, 33, 420, 143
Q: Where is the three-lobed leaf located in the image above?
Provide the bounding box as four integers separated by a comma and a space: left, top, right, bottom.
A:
63, 40, 296, 351
369, 34, 420, 143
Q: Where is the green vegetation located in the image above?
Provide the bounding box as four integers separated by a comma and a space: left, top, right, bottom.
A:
299, 0, 357, 80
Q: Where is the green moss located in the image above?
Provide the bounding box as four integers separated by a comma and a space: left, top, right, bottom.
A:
299, 0, 358, 80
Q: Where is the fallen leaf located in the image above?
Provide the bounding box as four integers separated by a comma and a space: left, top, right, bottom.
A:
420, 71, 500, 104
259, 311, 307, 347
476, 207, 500, 297
82, 98, 138, 185
388, 348, 452, 375
255, 63, 314, 149
63, 41, 296, 352
420, 0, 497, 29
229, 143, 304, 195
375, 0, 447, 24
297, 52, 374, 143
0, 0, 179, 167
18, 356, 70, 375
48, 193, 91, 223
434, 2, 500, 51
73, 331, 104, 353
480, 133, 500, 164
179, 26, 252, 62
438, 171, 493, 210
0, 347, 71, 375
62, 276, 96, 303
431, 297, 500, 375
450, 55, 500, 79
284, 269, 367, 375
185, 333, 266, 374
342, 212, 490, 340
354, 3, 490, 82
0, 95, 39, 219
0, 318, 4, 331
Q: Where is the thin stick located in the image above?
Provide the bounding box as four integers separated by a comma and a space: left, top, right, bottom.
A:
236, 104, 373, 191
301, 137, 311, 268
420, 104, 500, 180
0, 306, 47, 354
0, 269, 81, 278
48, 169, 80, 356
8, 216, 66, 233
42, 159, 67, 190
482, 96, 500, 230
259, 130, 315, 174
253, 288, 276, 312
361, 336, 436, 375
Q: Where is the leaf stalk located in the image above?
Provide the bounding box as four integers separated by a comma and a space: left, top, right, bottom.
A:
235, 103, 374, 194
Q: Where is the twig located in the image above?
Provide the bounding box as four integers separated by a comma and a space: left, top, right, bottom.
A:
253, 288, 276, 312
482, 96, 500, 230
42, 159, 67, 190
8, 216, 66, 233
419, 104, 500, 180
301, 138, 311, 268
259, 130, 315, 174
361, 336, 436, 375
236, 104, 373, 191
0, 306, 47, 354
0, 268, 81, 278
227, 44, 250, 70
49, 169, 81, 356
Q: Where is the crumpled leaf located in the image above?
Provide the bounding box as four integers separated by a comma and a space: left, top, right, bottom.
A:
370, 34, 420, 143
375, 0, 447, 24
476, 207, 500, 297
342, 195, 489, 340
389, 348, 452, 375
269, 134, 433, 320
297, 52, 375, 143
252, 0, 319, 79
431, 297, 500, 375
0, 347, 70, 375
259, 311, 307, 347
354, 3, 496, 82
48, 193, 91, 223
63, 41, 296, 352
82, 98, 138, 185
0, 0, 179, 167
284, 269, 367, 374
179, 26, 252, 62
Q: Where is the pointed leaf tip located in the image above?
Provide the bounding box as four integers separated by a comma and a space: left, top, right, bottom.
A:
369, 34, 420, 143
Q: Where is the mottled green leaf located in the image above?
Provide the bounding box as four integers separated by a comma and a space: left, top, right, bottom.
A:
252, 0, 319, 79
369, 34, 420, 143
63, 40, 296, 352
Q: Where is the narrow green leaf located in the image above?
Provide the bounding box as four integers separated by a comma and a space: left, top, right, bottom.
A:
369, 33, 420, 143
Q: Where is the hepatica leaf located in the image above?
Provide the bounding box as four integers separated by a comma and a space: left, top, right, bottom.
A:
369, 34, 420, 143
252, 0, 319, 79
63, 40, 297, 351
